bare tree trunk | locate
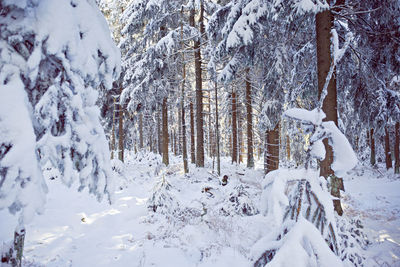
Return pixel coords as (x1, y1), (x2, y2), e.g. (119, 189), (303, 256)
(245, 71), (254, 168)
(170, 130), (174, 155)
(208, 90), (213, 158)
(266, 124), (279, 173)
(214, 81), (221, 176)
(157, 110), (162, 155)
(162, 97), (169, 166)
(139, 112), (143, 150)
(190, 4), (204, 167)
(385, 126), (392, 169)
(118, 87), (124, 162)
(149, 133), (153, 153)
(263, 131), (267, 173)
(232, 89), (238, 164)
(316, 5), (343, 216)
(190, 101), (196, 164)
(174, 129), (178, 156)
(110, 97), (116, 159)
(395, 122), (399, 174)
(178, 110), (182, 155)
(180, 10), (188, 173)
(238, 102), (244, 164)
(370, 128), (376, 166)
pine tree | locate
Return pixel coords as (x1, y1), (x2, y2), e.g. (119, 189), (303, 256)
(0, 0), (120, 264)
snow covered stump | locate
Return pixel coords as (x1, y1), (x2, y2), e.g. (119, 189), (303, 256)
(253, 108), (358, 266)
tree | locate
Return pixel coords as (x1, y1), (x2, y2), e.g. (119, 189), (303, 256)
(190, 2), (205, 168)
(245, 70), (254, 168)
(0, 0), (120, 265)
(315, 1), (343, 215)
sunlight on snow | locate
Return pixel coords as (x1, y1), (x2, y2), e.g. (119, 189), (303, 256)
(119, 196), (134, 201)
(378, 233), (400, 246)
(78, 209), (121, 224)
(135, 197), (147, 205)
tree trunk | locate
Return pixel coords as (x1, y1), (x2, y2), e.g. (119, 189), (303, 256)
(232, 89), (238, 164)
(245, 71), (254, 168)
(162, 97), (169, 166)
(118, 87), (124, 162)
(190, 101), (196, 164)
(149, 133), (153, 153)
(214, 81), (221, 176)
(238, 102), (244, 164)
(395, 122), (399, 174)
(110, 97), (116, 159)
(174, 129), (178, 156)
(385, 126), (392, 169)
(180, 10), (188, 173)
(2, 226), (25, 267)
(190, 4), (204, 167)
(266, 123), (279, 174)
(139, 112), (143, 150)
(370, 128), (376, 166)
(316, 6), (342, 216)
(286, 135), (291, 161)
(208, 90), (213, 158)
(157, 110), (162, 155)
(170, 130), (174, 155)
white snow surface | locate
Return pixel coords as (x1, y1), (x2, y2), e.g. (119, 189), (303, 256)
(1, 154), (399, 266)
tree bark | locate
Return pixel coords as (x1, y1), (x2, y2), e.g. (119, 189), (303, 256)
(190, 101), (195, 164)
(395, 122), (399, 174)
(157, 110), (162, 155)
(245, 71), (254, 168)
(180, 10), (189, 173)
(232, 89), (238, 164)
(266, 124), (279, 174)
(110, 97), (116, 159)
(214, 81), (221, 176)
(208, 91), (213, 158)
(316, 6), (343, 216)
(370, 128), (376, 166)
(385, 126), (392, 169)
(118, 86), (124, 162)
(162, 97), (169, 166)
(238, 102), (244, 164)
(190, 4), (204, 167)
(173, 129), (177, 156)
(139, 112), (143, 150)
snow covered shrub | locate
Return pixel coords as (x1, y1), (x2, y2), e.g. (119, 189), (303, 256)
(253, 108), (358, 266)
(147, 176), (180, 217)
(220, 184), (259, 216)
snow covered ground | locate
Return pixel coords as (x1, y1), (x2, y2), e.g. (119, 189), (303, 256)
(342, 165), (400, 266)
(1, 152), (399, 266)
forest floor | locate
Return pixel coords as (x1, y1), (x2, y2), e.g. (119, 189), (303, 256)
(1, 151), (399, 266)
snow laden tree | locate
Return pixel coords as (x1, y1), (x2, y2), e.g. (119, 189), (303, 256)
(253, 108), (359, 267)
(120, 0), (198, 168)
(0, 0), (120, 265)
(207, 0), (317, 173)
(335, 0), (400, 172)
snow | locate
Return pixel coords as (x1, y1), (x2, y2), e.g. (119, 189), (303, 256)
(343, 165), (400, 266)
(284, 108), (325, 125)
(1, 151), (397, 266)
